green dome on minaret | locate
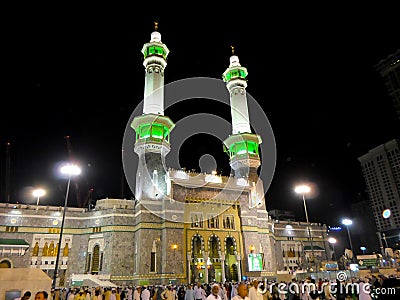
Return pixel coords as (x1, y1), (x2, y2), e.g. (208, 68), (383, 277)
(222, 46), (248, 82)
(141, 21), (169, 60)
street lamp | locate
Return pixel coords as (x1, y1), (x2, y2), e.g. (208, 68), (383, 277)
(295, 185), (314, 270)
(382, 233), (389, 248)
(52, 163), (81, 289)
(328, 237), (337, 260)
(360, 246), (366, 254)
(382, 209), (391, 219)
(32, 188), (46, 210)
(342, 218), (354, 261)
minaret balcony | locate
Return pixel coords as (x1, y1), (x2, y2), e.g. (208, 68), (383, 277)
(142, 42), (169, 60)
(223, 133), (262, 159)
(230, 155), (261, 170)
(223, 67), (248, 82)
(131, 114), (175, 155)
(131, 114), (174, 134)
(134, 138), (171, 156)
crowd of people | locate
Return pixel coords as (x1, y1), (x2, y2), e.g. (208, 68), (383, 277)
(15, 291), (49, 300)
(18, 275), (399, 300)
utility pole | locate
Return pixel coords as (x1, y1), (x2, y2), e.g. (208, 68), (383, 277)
(64, 136), (82, 207)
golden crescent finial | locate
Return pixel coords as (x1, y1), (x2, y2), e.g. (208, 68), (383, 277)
(231, 45), (235, 55)
(154, 21), (159, 31)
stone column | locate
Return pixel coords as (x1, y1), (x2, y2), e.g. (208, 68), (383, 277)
(236, 254), (242, 282)
(187, 252), (192, 284)
(203, 251), (209, 284)
(219, 251), (226, 283)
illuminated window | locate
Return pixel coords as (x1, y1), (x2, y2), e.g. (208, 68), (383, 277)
(223, 215), (235, 229)
(150, 252), (156, 272)
(229, 141), (259, 157)
(139, 124), (151, 139)
(191, 213), (203, 228)
(152, 124), (163, 139)
(144, 46), (166, 59)
(137, 123), (170, 142)
(207, 215), (219, 229)
(247, 141), (259, 155)
(92, 227), (101, 233)
(6, 226), (18, 232)
(223, 68), (248, 82)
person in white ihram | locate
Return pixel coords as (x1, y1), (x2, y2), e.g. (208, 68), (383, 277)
(141, 286), (151, 300)
(248, 280), (263, 300)
(134, 287), (141, 300)
(231, 283), (250, 300)
(206, 284), (222, 300)
(194, 283), (204, 300)
(161, 286), (174, 300)
(67, 290), (75, 300)
(110, 289), (117, 300)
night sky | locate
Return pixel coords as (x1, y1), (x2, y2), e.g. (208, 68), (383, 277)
(1, 8), (399, 228)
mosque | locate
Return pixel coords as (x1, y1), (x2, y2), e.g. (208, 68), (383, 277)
(0, 26), (330, 286)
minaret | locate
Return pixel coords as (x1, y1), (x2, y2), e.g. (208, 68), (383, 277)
(142, 21), (168, 115)
(223, 47), (262, 184)
(223, 49), (274, 276)
(131, 22), (174, 201)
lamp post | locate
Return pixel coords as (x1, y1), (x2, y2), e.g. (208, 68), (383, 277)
(295, 185), (315, 270)
(360, 246), (366, 254)
(52, 163), (81, 289)
(382, 233), (389, 248)
(32, 188), (46, 210)
(342, 218), (354, 261)
(328, 237), (337, 260)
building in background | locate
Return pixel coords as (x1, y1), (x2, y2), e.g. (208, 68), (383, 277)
(351, 196), (380, 254)
(376, 49), (400, 121)
(269, 209), (295, 221)
(358, 139), (400, 251)
(0, 199), (330, 285)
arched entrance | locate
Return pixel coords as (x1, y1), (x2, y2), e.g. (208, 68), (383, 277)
(225, 236), (238, 282)
(91, 244), (100, 274)
(0, 259), (12, 268)
(208, 235), (221, 282)
(191, 234), (205, 283)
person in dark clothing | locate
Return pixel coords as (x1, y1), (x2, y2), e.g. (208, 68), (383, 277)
(120, 289), (126, 300)
(271, 283), (279, 300)
(177, 287), (185, 300)
(335, 279), (346, 300)
(226, 284), (231, 300)
(288, 279), (300, 300)
(154, 287), (165, 300)
(308, 279), (319, 300)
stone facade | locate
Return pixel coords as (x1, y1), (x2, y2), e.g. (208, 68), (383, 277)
(0, 190), (330, 286)
(0, 184), (330, 286)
